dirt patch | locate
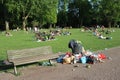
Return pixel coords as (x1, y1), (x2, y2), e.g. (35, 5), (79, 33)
(0, 47), (120, 80)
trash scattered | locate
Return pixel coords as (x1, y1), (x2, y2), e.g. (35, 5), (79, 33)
(56, 50), (107, 65)
(98, 53), (106, 59)
(107, 57), (112, 60)
(74, 65), (79, 67)
(57, 54), (65, 63)
(80, 56), (87, 64)
(42, 39), (111, 69)
(86, 65), (91, 68)
(39, 61), (52, 66)
(105, 48), (108, 50)
(72, 68), (75, 71)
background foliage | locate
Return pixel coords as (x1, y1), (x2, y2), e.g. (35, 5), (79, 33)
(0, 0), (120, 31)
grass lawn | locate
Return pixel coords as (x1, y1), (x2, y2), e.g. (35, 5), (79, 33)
(0, 28), (120, 61)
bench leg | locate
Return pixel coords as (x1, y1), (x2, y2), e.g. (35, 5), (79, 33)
(14, 65), (17, 75)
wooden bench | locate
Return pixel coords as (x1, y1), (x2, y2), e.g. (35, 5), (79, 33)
(7, 46), (62, 75)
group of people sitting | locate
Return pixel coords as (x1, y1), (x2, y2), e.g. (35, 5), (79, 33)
(49, 29), (71, 36)
(5, 31), (13, 37)
(35, 31), (55, 42)
(81, 25), (112, 40)
(35, 29), (71, 42)
(93, 28), (112, 40)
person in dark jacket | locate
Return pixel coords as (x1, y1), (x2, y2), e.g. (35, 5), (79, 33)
(68, 39), (83, 55)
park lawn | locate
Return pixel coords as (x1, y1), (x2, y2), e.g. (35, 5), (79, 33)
(0, 28), (120, 61)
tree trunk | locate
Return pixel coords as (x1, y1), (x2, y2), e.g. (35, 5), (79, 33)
(108, 22), (111, 28)
(49, 24), (52, 29)
(22, 14), (29, 30)
(53, 24), (56, 28)
(80, 19), (83, 27)
(113, 21), (117, 27)
(5, 21), (9, 32)
(22, 19), (26, 31)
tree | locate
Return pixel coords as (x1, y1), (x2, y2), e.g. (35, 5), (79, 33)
(16, 0), (40, 30)
(44, 0), (58, 28)
(68, 0), (92, 27)
(89, 0), (102, 25)
(0, 0), (10, 31)
(5, 0), (44, 30)
(99, 0), (120, 27)
(57, 0), (69, 27)
(4, 0), (59, 29)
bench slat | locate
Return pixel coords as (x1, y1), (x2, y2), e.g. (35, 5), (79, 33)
(12, 53), (63, 65)
(7, 46), (52, 62)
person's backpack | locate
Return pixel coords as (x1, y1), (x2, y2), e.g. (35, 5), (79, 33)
(74, 42), (82, 54)
(68, 39), (76, 49)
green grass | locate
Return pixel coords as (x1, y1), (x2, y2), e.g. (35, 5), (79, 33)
(0, 28), (120, 60)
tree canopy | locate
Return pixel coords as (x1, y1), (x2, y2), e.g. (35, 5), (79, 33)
(0, 0), (120, 31)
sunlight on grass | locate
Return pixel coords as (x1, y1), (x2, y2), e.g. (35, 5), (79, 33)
(0, 28), (120, 60)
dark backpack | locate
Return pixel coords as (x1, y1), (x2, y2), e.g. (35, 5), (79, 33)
(68, 39), (76, 49)
(73, 42), (82, 54)
(68, 39), (82, 54)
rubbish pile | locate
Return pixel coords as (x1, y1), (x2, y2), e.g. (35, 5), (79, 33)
(39, 39), (110, 67)
(56, 51), (106, 64)
(56, 39), (107, 64)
